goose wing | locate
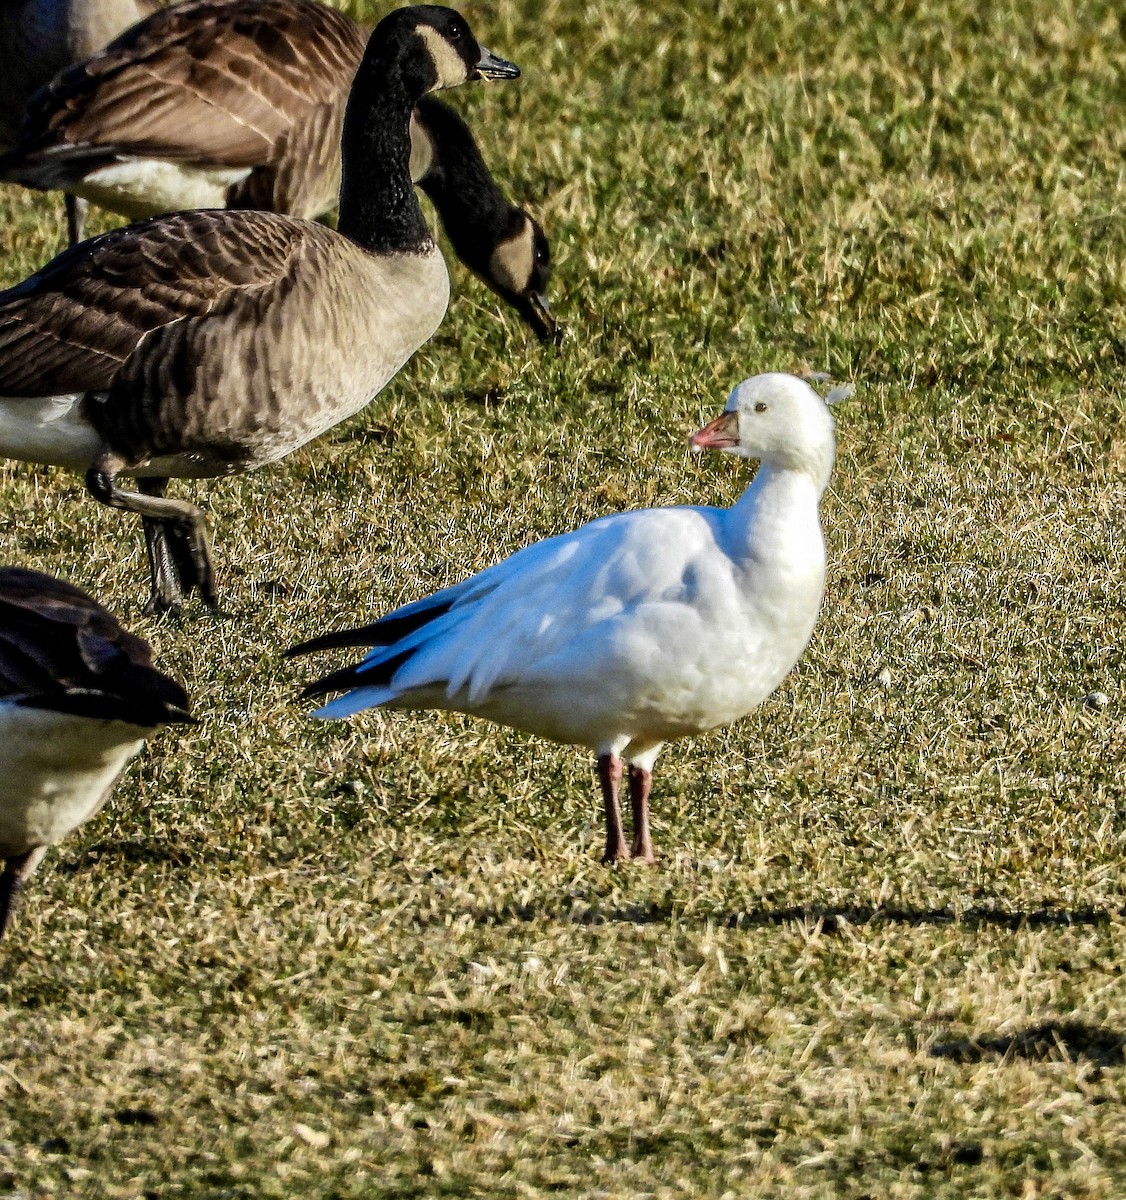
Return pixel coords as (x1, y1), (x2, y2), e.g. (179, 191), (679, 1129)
(0, 208), (306, 396)
(0, 567), (191, 724)
(295, 505), (739, 709)
(5, 0), (365, 182)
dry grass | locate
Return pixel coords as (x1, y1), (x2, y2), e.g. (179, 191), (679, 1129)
(1, 0), (1125, 1195)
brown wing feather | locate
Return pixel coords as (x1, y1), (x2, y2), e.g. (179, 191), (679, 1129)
(0, 567), (192, 724)
(12, 0), (365, 173)
(0, 208), (304, 397)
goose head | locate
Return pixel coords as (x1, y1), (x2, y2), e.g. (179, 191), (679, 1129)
(381, 6), (520, 95)
(482, 210), (558, 342)
(690, 373), (837, 490)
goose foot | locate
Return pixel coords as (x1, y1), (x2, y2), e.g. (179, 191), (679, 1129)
(140, 479), (187, 613)
(87, 463), (218, 611)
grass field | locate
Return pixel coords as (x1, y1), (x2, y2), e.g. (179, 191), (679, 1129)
(1, 0), (1125, 1195)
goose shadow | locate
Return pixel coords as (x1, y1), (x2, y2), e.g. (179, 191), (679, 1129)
(930, 1020), (1126, 1066)
(54, 840), (198, 874)
(453, 901), (1121, 932)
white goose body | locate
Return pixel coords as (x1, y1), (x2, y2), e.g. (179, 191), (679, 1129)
(317, 485), (824, 756)
(293, 373), (841, 864)
(0, 704), (145, 856)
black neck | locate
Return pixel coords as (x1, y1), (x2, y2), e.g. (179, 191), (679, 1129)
(413, 96), (509, 268)
(337, 46), (433, 254)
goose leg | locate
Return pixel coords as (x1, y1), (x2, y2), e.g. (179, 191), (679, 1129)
(628, 765), (656, 864)
(598, 754), (629, 864)
(86, 462), (217, 610)
(0, 847), (47, 941)
(138, 478), (196, 614)
(65, 195), (87, 246)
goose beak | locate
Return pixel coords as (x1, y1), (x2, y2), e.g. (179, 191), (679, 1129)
(689, 410), (739, 452)
(475, 48), (520, 80)
(518, 291), (561, 344)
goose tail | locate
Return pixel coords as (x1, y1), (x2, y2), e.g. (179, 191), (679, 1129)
(311, 686), (399, 720)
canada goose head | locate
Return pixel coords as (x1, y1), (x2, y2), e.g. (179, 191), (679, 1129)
(376, 6), (520, 96)
(484, 211), (558, 342)
(690, 373), (837, 488)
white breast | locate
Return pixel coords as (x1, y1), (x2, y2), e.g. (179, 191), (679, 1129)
(0, 702), (148, 858)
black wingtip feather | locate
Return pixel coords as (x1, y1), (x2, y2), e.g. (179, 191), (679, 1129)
(299, 647), (417, 702)
(286, 600), (453, 659)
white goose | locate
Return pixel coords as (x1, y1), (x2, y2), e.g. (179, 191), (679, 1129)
(0, 567), (192, 940)
(290, 373), (845, 864)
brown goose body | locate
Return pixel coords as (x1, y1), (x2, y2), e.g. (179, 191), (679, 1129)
(0, 566), (192, 940)
(0, 208), (448, 479)
(0, 6), (520, 611)
(11, 0), (364, 217)
(0, 0), (156, 148)
(0, 0), (556, 338)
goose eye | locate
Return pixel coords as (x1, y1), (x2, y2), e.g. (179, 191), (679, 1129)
(754, 402), (768, 413)
(448, 21), (465, 40)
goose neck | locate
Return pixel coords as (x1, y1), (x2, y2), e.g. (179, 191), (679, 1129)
(727, 461), (826, 564)
(24, 0), (136, 57)
(337, 54), (431, 255)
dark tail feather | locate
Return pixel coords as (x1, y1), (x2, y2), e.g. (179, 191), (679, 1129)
(0, 144), (123, 190)
(286, 600), (453, 659)
(299, 647), (416, 702)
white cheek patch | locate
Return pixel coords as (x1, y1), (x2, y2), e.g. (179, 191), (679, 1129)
(416, 26), (470, 90)
(489, 222), (535, 292)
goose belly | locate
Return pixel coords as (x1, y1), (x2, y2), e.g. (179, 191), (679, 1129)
(0, 393), (101, 471)
(442, 596), (824, 751)
(0, 704), (147, 858)
(75, 160), (253, 220)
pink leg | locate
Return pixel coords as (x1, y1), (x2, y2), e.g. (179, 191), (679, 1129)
(628, 765), (657, 864)
(598, 754), (629, 863)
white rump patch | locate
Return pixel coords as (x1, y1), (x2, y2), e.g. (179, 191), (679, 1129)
(0, 393), (101, 471)
(77, 159), (253, 220)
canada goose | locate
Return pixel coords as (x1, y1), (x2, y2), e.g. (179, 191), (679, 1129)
(0, 0), (556, 340)
(0, 566), (192, 940)
(290, 374), (845, 864)
(0, 5), (521, 613)
(0, 0), (157, 241)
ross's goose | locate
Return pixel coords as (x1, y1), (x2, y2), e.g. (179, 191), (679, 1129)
(0, 6), (520, 613)
(0, 567), (192, 940)
(290, 373), (842, 864)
